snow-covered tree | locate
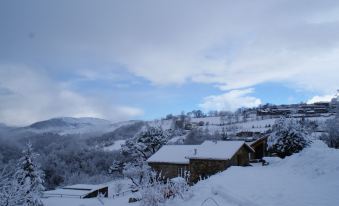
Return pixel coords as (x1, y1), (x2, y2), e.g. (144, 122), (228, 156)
(120, 126), (169, 188)
(0, 143), (45, 206)
(121, 126), (168, 161)
(0, 166), (26, 206)
(268, 117), (311, 158)
(15, 142), (45, 206)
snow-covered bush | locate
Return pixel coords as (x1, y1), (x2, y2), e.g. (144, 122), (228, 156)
(322, 102), (339, 148)
(322, 117), (339, 148)
(123, 161), (152, 189)
(140, 180), (166, 206)
(268, 117), (311, 158)
(168, 177), (192, 200)
(140, 173), (191, 206)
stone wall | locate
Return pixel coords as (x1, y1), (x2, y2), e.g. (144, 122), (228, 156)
(148, 162), (189, 179)
(189, 146), (251, 183)
(189, 159), (231, 183)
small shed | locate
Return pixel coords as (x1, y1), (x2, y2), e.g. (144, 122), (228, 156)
(43, 184), (108, 198)
(187, 141), (254, 183)
(147, 145), (196, 179)
(248, 136), (268, 160)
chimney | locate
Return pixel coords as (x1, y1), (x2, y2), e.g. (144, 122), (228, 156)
(194, 148), (197, 155)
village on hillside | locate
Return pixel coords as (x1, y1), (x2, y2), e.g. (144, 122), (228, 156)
(1, 91), (339, 206)
(9, 94), (334, 206)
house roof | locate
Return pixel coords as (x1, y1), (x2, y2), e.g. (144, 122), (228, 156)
(247, 136), (268, 147)
(187, 140), (254, 161)
(147, 145), (197, 164)
(43, 184), (107, 198)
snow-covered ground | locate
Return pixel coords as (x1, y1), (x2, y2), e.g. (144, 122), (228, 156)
(43, 140), (339, 206)
(169, 140), (339, 206)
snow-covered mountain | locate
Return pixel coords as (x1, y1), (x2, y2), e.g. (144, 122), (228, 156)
(29, 117), (112, 129)
(0, 117), (143, 141)
(26, 117), (118, 135)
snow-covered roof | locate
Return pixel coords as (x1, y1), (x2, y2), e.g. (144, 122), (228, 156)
(147, 145), (197, 164)
(147, 141), (255, 164)
(43, 184), (107, 198)
(187, 141), (254, 160)
(62, 184), (104, 190)
(247, 136), (268, 147)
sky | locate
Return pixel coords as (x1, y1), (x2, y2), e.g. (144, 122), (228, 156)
(1, 0), (339, 126)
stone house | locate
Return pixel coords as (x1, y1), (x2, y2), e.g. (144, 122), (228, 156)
(187, 141), (254, 183)
(147, 145), (197, 179)
(147, 141), (254, 183)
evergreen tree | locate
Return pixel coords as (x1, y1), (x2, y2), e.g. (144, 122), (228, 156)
(15, 142), (45, 206)
(268, 117), (311, 158)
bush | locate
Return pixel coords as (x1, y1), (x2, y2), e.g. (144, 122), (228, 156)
(268, 117), (311, 158)
(322, 118), (339, 148)
(140, 174), (191, 206)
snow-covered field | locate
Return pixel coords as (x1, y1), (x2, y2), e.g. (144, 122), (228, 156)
(42, 140), (339, 206)
(188, 115), (332, 134)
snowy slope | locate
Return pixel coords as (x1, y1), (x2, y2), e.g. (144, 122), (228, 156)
(189, 115), (332, 135)
(169, 140), (339, 206)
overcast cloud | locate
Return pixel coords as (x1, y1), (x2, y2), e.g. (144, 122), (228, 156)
(0, 0), (339, 125)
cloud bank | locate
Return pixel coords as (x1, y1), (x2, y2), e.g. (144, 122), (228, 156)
(1, 0), (339, 124)
(199, 88), (262, 111)
(0, 65), (143, 126)
(1, 0), (339, 93)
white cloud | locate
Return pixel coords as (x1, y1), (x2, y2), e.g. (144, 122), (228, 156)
(1, 0), (339, 121)
(199, 88), (262, 111)
(0, 65), (143, 126)
(307, 94), (335, 104)
(2, 0), (339, 94)
(116, 106), (144, 117)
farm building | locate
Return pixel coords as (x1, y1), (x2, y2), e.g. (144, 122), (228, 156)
(248, 136), (268, 160)
(43, 184), (108, 199)
(187, 141), (254, 183)
(147, 140), (255, 183)
(147, 145), (196, 179)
